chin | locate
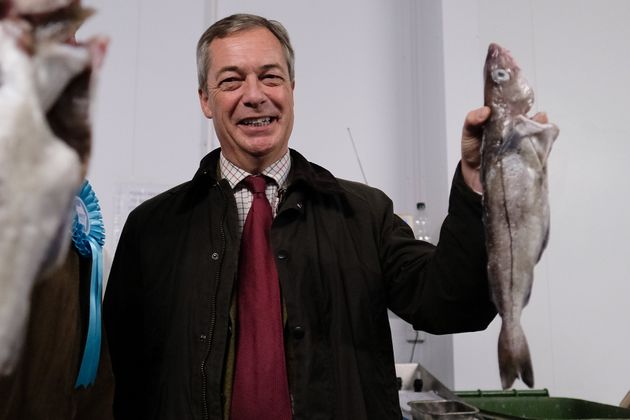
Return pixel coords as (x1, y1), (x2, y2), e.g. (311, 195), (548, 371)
(244, 138), (283, 155)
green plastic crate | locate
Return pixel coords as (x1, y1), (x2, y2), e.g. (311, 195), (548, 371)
(456, 389), (630, 420)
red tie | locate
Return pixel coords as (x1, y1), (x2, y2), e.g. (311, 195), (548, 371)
(230, 175), (292, 420)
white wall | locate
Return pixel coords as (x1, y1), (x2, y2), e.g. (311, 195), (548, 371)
(79, 0), (630, 407)
(80, 0), (209, 254)
(443, 0), (630, 406)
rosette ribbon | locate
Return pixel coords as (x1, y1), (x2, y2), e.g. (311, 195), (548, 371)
(72, 180), (105, 388)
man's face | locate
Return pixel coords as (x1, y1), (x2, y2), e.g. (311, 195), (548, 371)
(199, 27), (295, 172)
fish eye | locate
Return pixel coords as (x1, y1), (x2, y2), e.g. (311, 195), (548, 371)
(492, 68), (510, 83)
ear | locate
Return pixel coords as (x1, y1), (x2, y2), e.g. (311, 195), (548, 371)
(198, 88), (213, 119)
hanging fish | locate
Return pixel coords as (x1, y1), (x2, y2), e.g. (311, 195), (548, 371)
(0, 0), (107, 375)
(481, 43), (559, 389)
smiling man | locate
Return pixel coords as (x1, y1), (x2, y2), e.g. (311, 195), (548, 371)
(104, 14), (498, 420)
(198, 26), (294, 174)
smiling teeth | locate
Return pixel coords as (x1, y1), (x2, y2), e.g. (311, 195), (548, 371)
(242, 117), (272, 126)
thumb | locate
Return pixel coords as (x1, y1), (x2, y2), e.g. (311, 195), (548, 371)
(463, 106), (491, 140)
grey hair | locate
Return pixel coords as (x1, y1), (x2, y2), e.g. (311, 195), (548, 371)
(196, 13), (295, 93)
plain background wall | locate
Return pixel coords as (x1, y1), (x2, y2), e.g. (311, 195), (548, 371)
(79, 1), (209, 251)
(80, 0), (630, 406)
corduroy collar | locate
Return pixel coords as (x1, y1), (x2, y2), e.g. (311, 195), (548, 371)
(192, 148), (345, 196)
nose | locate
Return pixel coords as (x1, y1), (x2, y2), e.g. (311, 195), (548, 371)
(242, 75), (266, 109)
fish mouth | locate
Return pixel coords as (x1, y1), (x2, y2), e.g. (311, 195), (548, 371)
(45, 38), (107, 166)
(488, 42), (501, 55)
(487, 43), (519, 71)
(238, 116), (278, 127)
(0, 2), (9, 19)
(46, 66), (92, 163)
(2, 0), (101, 165)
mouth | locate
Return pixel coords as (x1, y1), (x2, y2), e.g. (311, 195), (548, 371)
(238, 116), (278, 127)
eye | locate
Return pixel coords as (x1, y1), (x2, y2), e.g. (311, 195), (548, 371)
(260, 74), (284, 86)
(491, 68), (510, 83)
(218, 77), (243, 91)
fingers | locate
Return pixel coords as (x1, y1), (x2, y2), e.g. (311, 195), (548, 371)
(531, 111), (549, 124)
(462, 106), (490, 143)
(461, 106), (490, 166)
(463, 108), (549, 127)
(470, 106), (492, 124)
(463, 106), (491, 135)
(460, 106), (490, 194)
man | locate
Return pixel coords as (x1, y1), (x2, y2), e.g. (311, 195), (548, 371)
(105, 13), (524, 420)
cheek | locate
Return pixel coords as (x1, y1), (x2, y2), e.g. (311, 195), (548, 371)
(271, 85), (294, 107)
(284, 96), (295, 122)
(284, 87), (295, 105)
(223, 98), (245, 119)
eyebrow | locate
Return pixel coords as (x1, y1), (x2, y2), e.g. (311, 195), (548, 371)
(215, 63), (286, 76)
(260, 64), (284, 73)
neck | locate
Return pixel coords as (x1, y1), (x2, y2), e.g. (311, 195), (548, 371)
(224, 149), (288, 175)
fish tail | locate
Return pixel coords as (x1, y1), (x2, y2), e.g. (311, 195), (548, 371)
(498, 321), (534, 389)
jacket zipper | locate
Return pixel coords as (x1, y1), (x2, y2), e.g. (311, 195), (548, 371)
(201, 183), (228, 420)
(200, 183), (290, 418)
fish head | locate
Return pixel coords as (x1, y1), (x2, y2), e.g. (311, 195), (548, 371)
(1, 0), (77, 19)
(484, 43), (534, 118)
(43, 35), (108, 178)
(19, 0), (105, 177)
(12, 0), (74, 15)
(0, 0), (106, 179)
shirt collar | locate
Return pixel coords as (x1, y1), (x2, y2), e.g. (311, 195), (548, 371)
(219, 151), (291, 189)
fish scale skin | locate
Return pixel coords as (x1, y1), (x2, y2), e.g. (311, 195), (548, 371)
(0, 2), (105, 375)
(0, 19), (82, 374)
(481, 43), (558, 389)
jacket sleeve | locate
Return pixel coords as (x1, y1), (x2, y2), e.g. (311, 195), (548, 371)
(384, 162), (497, 334)
(103, 209), (144, 420)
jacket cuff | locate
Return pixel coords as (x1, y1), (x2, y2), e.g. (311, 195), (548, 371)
(450, 161), (483, 218)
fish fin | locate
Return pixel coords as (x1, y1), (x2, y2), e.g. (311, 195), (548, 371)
(513, 116), (559, 167)
(498, 321), (534, 389)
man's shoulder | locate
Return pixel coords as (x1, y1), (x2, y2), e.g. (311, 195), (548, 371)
(290, 149), (390, 203)
(335, 177), (391, 205)
(127, 180), (196, 220)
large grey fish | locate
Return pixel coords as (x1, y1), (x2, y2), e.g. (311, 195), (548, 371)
(481, 43), (559, 389)
(0, 0), (107, 374)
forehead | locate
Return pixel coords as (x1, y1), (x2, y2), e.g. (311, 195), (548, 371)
(207, 27), (287, 74)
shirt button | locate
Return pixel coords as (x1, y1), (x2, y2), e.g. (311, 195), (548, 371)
(211, 252), (219, 261)
(277, 250), (288, 260)
(199, 334), (207, 342)
(292, 326), (305, 339)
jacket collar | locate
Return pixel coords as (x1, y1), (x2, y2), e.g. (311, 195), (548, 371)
(192, 148), (345, 196)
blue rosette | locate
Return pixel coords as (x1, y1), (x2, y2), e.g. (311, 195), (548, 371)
(72, 180), (105, 388)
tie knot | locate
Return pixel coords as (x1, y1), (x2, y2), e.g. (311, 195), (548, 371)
(243, 175), (267, 195)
